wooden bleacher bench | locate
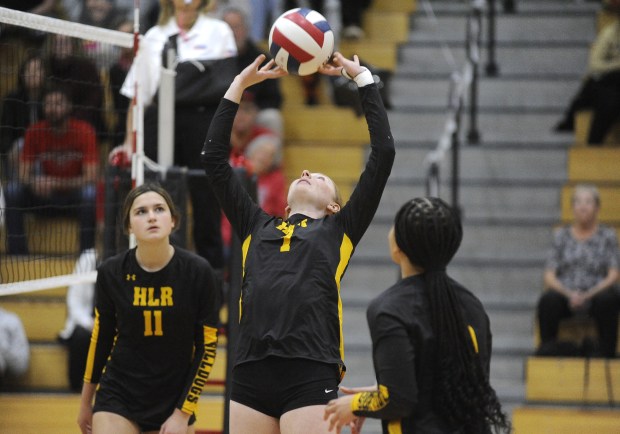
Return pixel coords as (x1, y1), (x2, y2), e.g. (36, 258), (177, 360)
(568, 147), (620, 182)
(0, 393), (225, 434)
(525, 357), (620, 404)
(363, 11), (410, 43)
(513, 406), (620, 434)
(283, 106), (370, 143)
(0, 256), (75, 283)
(4, 342), (227, 393)
(574, 110), (620, 146)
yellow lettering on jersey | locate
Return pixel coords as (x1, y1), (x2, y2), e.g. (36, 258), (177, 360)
(276, 221), (295, 252)
(143, 310), (153, 336)
(133, 287), (147, 306)
(143, 310), (163, 336)
(160, 286), (173, 306)
(298, 219), (307, 227)
(147, 287), (160, 306)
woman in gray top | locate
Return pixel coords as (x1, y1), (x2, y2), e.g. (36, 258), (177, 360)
(537, 184), (620, 358)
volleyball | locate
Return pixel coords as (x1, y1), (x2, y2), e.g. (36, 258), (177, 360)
(268, 8), (335, 76)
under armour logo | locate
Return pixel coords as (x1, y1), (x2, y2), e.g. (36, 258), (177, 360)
(126, 274), (136, 281)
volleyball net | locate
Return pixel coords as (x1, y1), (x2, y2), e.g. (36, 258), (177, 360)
(0, 8), (140, 295)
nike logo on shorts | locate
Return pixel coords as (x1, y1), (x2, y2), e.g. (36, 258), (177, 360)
(325, 388), (333, 393)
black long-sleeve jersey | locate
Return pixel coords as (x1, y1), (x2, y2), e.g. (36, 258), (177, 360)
(84, 247), (220, 417)
(202, 83), (394, 375)
(352, 275), (493, 433)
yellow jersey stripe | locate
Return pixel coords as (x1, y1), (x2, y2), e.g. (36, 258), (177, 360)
(335, 234), (354, 369)
(83, 308), (100, 383)
(468, 325), (479, 354)
(239, 235), (252, 321)
(387, 419), (403, 434)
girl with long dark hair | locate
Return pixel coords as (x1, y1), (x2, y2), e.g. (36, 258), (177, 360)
(324, 197), (511, 434)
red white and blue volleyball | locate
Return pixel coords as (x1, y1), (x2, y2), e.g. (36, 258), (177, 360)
(268, 8), (335, 76)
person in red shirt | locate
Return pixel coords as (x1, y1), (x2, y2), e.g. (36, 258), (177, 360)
(4, 87), (98, 255)
(221, 91), (286, 252)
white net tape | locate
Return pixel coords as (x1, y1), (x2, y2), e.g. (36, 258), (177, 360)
(0, 7), (134, 48)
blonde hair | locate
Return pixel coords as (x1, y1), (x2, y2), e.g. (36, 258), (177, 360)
(158, 0), (212, 26)
(572, 183), (601, 208)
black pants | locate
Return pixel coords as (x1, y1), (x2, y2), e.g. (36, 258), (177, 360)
(537, 288), (620, 357)
(64, 325), (92, 392)
(560, 72), (620, 145)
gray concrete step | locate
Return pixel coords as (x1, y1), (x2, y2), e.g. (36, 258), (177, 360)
(410, 13), (597, 44)
(387, 146), (568, 182)
(392, 77), (582, 111)
(387, 111), (570, 144)
(423, 0), (599, 15)
(374, 182), (563, 221)
(356, 221), (551, 263)
(342, 260), (544, 307)
(397, 44), (590, 77)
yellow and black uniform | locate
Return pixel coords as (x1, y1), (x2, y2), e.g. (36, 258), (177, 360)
(84, 247), (220, 431)
(352, 275), (492, 433)
(202, 81), (394, 401)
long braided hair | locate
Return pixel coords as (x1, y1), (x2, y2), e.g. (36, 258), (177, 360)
(393, 197), (510, 433)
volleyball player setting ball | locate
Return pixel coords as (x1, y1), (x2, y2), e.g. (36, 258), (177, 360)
(201, 12), (395, 432)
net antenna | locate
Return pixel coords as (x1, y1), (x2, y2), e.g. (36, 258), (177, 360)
(0, 7), (140, 296)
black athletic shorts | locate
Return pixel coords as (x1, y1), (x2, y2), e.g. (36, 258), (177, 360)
(230, 356), (340, 418)
(93, 386), (196, 431)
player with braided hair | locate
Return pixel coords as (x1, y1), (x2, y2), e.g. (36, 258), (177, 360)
(324, 197), (511, 434)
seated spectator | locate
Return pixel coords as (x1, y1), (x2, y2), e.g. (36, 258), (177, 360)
(245, 135), (287, 217)
(44, 33), (106, 140)
(78, 0), (129, 70)
(0, 53), (47, 179)
(536, 184), (620, 358)
(221, 6), (284, 134)
(58, 248), (96, 392)
(340, 0), (372, 41)
(0, 305), (30, 389)
(4, 87), (98, 255)
(554, 0), (620, 145)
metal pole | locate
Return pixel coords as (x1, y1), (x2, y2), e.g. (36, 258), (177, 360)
(467, 7), (481, 145)
(452, 98), (463, 219)
(486, 0), (500, 76)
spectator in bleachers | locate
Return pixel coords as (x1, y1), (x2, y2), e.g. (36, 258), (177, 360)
(77, 0), (128, 29)
(536, 184), (620, 358)
(0, 52), (47, 180)
(44, 33), (106, 140)
(554, 0), (620, 145)
(112, 0), (237, 273)
(221, 6), (284, 134)
(3, 87), (98, 255)
(58, 248), (96, 393)
(77, 0), (130, 70)
(0, 305), (29, 389)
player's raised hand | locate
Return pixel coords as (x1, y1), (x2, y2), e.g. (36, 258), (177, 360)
(318, 52), (366, 80)
(225, 55), (287, 103)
